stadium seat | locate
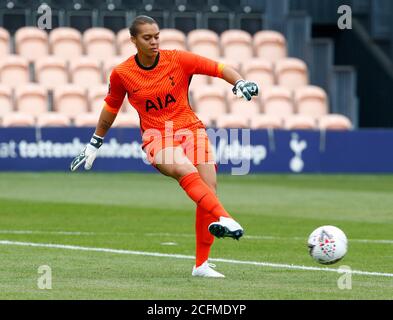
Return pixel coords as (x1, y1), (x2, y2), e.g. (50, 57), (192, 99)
(0, 27), (10, 57)
(36, 112), (71, 127)
(253, 30), (287, 62)
(242, 59), (275, 90)
(216, 114), (249, 128)
(294, 85), (328, 119)
(283, 114), (317, 130)
(220, 30), (253, 61)
(0, 55), (30, 87)
(49, 28), (83, 60)
(117, 28), (138, 57)
(187, 29), (220, 59)
(69, 57), (103, 87)
(189, 75), (210, 93)
(195, 112), (214, 127)
(88, 85), (109, 114)
(74, 113), (99, 127)
(54, 85), (88, 117)
(1, 113), (35, 127)
(275, 58), (308, 90)
(112, 113), (140, 128)
(15, 27), (49, 62)
(84, 27), (116, 60)
(0, 85), (13, 116)
(35, 56), (69, 89)
(192, 86), (227, 122)
(210, 59), (241, 89)
(15, 84), (48, 116)
(262, 86), (294, 116)
(318, 114), (352, 130)
(250, 114), (283, 129)
(159, 29), (187, 50)
(103, 56), (128, 82)
(227, 92), (261, 117)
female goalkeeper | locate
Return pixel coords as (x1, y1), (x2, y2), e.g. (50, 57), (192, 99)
(70, 15), (259, 278)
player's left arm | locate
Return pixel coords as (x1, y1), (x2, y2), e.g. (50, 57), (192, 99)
(178, 50), (258, 101)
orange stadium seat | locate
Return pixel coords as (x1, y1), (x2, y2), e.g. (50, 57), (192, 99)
(294, 85), (328, 119)
(15, 27), (49, 62)
(250, 114), (283, 129)
(0, 85), (13, 116)
(49, 28), (83, 60)
(283, 114), (317, 130)
(69, 57), (103, 87)
(88, 85), (109, 114)
(0, 55), (30, 86)
(15, 84), (48, 116)
(112, 113), (140, 127)
(210, 59), (241, 89)
(220, 30), (253, 61)
(1, 113), (35, 127)
(275, 58), (308, 90)
(54, 85), (88, 117)
(187, 29), (220, 59)
(36, 112), (71, 127)
(262, 86), (294, 116)
(318, 114), (352, 130)
(74, 113), (99, 127)
(192, 86), (227, 122)
(242, 59), (275, 90)
(0, 27), (10, 57)
(227, 91), (261, 118)
(116, 28), (137, 57)
(253, 30), (287, 62)
(216, 114), (249, 128)
(35, 56), (69, 89)
(159, 29), (187, 50)
(84, 28), (116, 60)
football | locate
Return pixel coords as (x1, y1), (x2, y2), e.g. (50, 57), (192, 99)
(307, 226), (348, 265)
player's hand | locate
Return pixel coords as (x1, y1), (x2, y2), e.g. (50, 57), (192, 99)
(232, 80), (259, 101)
(70, 134), (103, 171)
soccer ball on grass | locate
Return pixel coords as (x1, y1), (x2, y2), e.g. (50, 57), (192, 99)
(307, 225), (348, 265)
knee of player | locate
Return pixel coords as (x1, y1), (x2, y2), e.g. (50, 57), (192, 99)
(174, 165), (197, 180)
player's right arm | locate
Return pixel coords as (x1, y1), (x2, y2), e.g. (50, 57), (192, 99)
(70, 69), (126, 172)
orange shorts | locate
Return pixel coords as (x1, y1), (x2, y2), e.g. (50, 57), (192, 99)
(142, 128), (215, 167)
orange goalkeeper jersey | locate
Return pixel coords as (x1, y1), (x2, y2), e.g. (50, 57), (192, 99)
(104, 50), (224, 138)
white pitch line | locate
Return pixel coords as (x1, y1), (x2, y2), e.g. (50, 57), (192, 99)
(1, 230), (393, 245)
(0, 240), (393, 278)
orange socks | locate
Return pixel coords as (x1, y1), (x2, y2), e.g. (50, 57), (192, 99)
(195, 206), (216, 267)
(179, 172), (232, 267)
(178, 172), (231, 220)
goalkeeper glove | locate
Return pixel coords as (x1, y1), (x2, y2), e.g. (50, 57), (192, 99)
(232, 79), (259, 101)
(70, 134), (103, 171)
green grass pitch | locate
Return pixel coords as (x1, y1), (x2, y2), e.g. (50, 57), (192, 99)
(0, 172), (392, 299)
